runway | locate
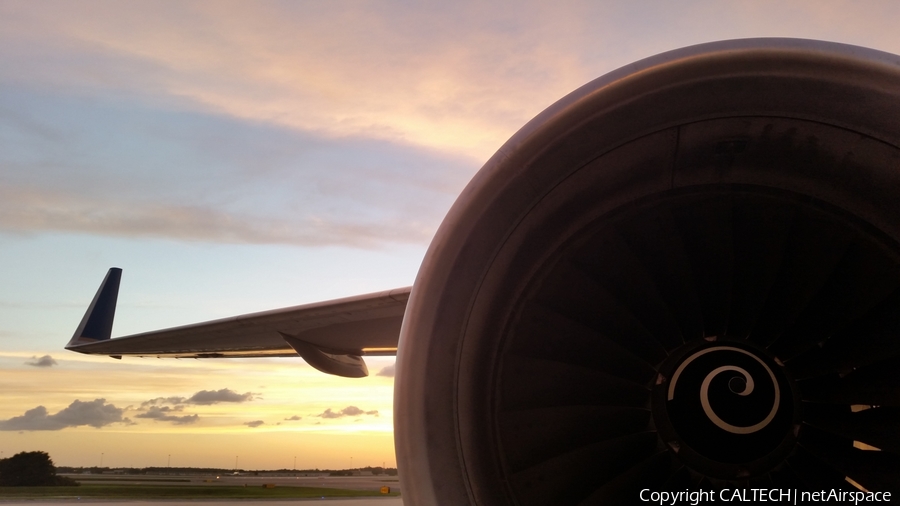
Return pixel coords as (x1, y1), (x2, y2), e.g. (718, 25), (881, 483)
(60, 475), (401, 493)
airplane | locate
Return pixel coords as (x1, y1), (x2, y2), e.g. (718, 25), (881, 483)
(66, 39), (900, 504)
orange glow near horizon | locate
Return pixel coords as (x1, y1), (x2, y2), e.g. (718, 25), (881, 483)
(0, 352), (396, 469)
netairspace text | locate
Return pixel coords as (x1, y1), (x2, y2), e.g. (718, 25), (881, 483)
(640, 488), (892, 505)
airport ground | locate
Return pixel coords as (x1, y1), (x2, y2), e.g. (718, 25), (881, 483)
(0, 500), (402, 505)
(0, 473), (403, 504)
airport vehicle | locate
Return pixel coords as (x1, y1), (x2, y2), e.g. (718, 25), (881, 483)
(67, 39), (900, 504)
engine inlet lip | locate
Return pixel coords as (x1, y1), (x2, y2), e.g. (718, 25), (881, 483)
(651, 337), (802, 479)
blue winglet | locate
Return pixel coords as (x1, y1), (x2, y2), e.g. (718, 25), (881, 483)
(66, 268), (122, 348)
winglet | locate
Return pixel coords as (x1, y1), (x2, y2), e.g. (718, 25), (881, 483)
(67, 268), (122, 349)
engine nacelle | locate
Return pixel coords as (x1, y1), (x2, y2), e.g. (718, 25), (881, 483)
(396, 39), (900, 504)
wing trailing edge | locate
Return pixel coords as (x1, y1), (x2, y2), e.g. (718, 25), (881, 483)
(66, 268), (409, 378)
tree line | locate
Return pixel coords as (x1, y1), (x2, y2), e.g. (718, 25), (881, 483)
(0, 451), (77, 486)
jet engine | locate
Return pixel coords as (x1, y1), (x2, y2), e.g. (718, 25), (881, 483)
(395, 39), (900, 504)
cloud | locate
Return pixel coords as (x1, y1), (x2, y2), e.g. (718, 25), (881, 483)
(0, 184), (442, 247)
(315, 406), (378, 419)
(376, 363), (395, 377)
(25, 355), (57, 367)
(0, 2), (548, 161)
(340, 406), (365, 416)
(141, 396), (187, 407)
(0, 92), (470, 248)
(244, 420), (264, 428)
(0, 399), (126, 431)
(6, 2), (900, 252)
(284, 415), (301, 421)
(136, 389), (254, 421)
(187, 388), (254, 405)
(134, 406), (198, 425)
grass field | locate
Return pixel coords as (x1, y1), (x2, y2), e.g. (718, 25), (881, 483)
(0, 484), (399, 499)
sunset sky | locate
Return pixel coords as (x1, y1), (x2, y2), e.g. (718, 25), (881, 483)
(3, 0), (900, 470)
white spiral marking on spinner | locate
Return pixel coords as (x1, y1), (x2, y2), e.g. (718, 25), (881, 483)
(668, 346), (780, 435)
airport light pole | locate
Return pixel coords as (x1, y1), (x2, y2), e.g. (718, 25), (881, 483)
(100, 453), (104, 467)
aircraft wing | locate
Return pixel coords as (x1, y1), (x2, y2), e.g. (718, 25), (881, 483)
(65, 268), (410, 378)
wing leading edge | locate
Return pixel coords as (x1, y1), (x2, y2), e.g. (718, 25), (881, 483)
(66, 268), (410, 378)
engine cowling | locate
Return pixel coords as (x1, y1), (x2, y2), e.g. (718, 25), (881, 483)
(395, 39), (900, 505)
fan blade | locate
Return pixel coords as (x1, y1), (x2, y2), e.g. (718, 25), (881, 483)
(799, 358), (900, 406)
(785, 289), (900, 380)
(578, 451), (672, 505)
(727, 196), (794, 339)
(498, 405), (651, 473)
(536, 269), (669, 367)
(572, 229), (684, 353)
(671, 195), (734, 338)
(510, 302), (658, 385)
(749, 210), (852, 349)
(770, 242), (900, 362)
(805, 403), (900, 454)
(768, 463), (804, 488)
(499, 356), (650, 411)
(799, 424), (900, 493)
(507, 432), (659, 506)
(661, 465), (692, 489)
(617, 209), (705, 343)
(787, 445), (851, 489)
